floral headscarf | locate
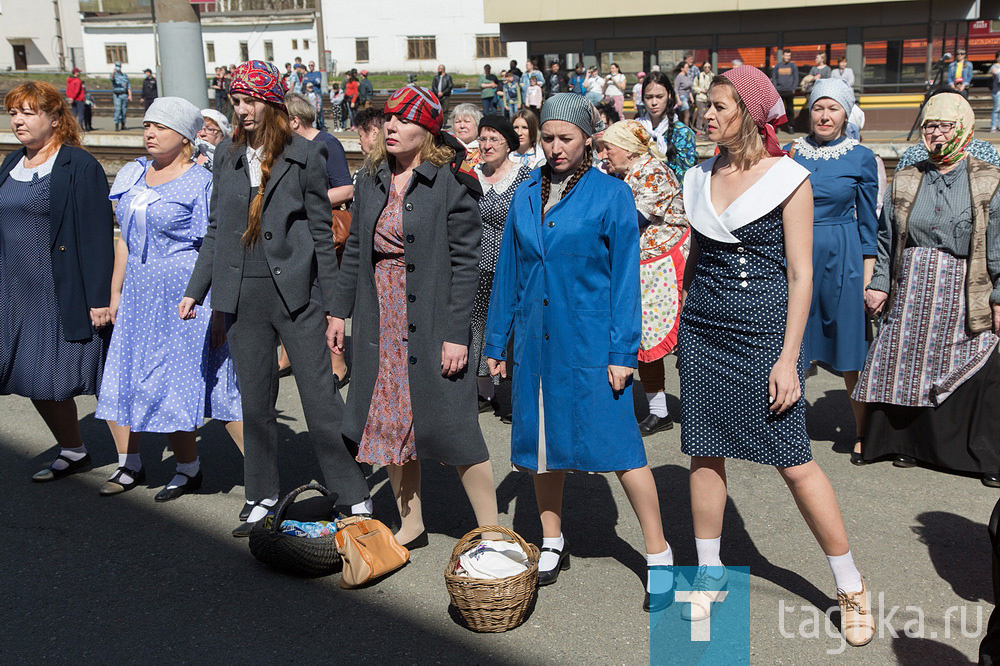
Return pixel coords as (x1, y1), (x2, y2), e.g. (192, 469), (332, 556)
(920, 93), (975, 167)
(602, 120), (666, 161)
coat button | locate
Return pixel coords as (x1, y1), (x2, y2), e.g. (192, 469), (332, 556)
(59, 245), (66, 251)
(740, 280), (748, 287)
(264, 231), (273, 240)
(500, 350), (506, 358)
(406, 234), (415, 243)
(273, 267), (282, 275)
(736, 246), (745, 253)
(544, 333), (550, 340)
(408, 323), (416, 333)
(543, 299), (548, 306)
(407, 294), (416, 303)
(405, 202), (413, 211)
(739, 257), (747, 264)
(409, 355), (417, 365)
(407, 263), (415, 272)
(548, 221), (555, 228)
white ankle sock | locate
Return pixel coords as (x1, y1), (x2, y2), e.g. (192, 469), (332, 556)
(539, 534), (565, 572)
(827, 550), (863, 593)
(350, 497), (373, 515)
(646, 392), (669, 418)
(477, 377), (496, 400)
(167, 457), (201, 490)
(646, 546), (674, 593)
(247, 495), (278, 523)
(113, 453), (142, 485)
(695, 537), (723, 567)
(51, 446), (87, 471)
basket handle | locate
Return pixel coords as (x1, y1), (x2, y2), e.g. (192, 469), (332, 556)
(450, 525), (533, 560)
(268, 482), (332, 534)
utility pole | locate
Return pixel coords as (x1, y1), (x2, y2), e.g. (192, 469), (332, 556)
(315, 0), (326, 92)
(153, 0), (210, 107)
(53, 0), (66, 71)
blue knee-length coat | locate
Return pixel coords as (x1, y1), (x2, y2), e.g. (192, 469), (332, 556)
(483, 167), (646, 472)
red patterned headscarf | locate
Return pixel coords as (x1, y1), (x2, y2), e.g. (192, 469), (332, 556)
(384, 84), (444, 135)
(230, 60), (286, 110)
(720, 65), (787, 157)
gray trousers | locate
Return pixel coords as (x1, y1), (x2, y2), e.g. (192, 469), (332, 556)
(226, 275), (369, 506)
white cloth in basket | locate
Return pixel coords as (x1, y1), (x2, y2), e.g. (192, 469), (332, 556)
(456, 540), (529, 579)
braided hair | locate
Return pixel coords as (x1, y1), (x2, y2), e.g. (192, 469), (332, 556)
(641, 71), (678, 165)
(540, 145), (593, 221)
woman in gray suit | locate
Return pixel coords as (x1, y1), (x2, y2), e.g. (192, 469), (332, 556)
(327, 85), (498, 549)
(179, 61), (372, 537)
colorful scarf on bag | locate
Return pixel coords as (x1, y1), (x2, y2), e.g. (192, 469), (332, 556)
(720, 65), (787, 157)
(602, 120), (667, 162)
(920, 93), (976, 168)
(229, 60), (286, 110)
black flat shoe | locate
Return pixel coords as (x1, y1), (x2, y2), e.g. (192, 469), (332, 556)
(478, 396), (494, 413)
(154, 470), (203, 502)
(537, 544), (570, 586)
(893, 455), (917, 468)
(335, 369), (351, 389)
(278, 365), (293, 378)
(397, 530), (428, 550)
(500, 413), (512, 424)
(232, 507), (274, 538)
(983, 474), (1000, 488)
(32, 453), (92, 482)
(850, 452), (867, 466)
(639, 414), (674, 436)
(643, 565), (675, 613)
(239, 500), (256, 522)
(99, 466), (146, 496)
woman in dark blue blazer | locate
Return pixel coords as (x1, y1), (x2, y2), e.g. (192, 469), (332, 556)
(1, 82), (114, 482)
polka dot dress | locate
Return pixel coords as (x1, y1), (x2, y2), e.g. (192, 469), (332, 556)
(95, 160), (241, 433)
(678, 206), (811, 466)
(0, 158), (109, 400)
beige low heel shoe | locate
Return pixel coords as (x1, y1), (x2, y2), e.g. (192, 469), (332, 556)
(838, 577), (875, 647)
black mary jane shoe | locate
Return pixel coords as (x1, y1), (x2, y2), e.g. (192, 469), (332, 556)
(99, 466), (146, 496)
(278, 365), (293, 378)
(335, 368), (351, 390)
(31, 453), (92, 482)
(983, 474), (1000, 489)
(239, 500), (257, 522)
(397, 530), (429, 551)
(154, 470), (203, 503)
(232, 507), (275, 538)
(643, 565), (675, 613)
(639, 414), (674, 437)
(537, 544), (571, 586)
(893, 455), (917, 468)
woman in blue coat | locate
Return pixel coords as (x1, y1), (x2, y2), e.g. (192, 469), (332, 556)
(484, 94), (672, 611)
(786, 79), (878, 465)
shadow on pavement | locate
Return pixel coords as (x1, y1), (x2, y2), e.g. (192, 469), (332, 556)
(892, 636), (976, 665)
(912, 511), (993, 603)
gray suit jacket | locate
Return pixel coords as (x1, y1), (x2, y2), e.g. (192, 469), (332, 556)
(185, 134), (337, 314)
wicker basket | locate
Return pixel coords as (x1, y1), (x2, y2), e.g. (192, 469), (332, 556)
(444, 525), (540, 633)
(248, 483), (341, 577)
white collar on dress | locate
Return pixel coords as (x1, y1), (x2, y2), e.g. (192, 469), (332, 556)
(10, 153), (56, 182)
(791, 136), (859, 160)
(683, 155), (810, 244)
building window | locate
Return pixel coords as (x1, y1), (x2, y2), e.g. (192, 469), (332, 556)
(105, 43), (128, 64)
(264, 40), (273, 61)
(240, 41), (249, 62)
(407, 36), (436, 60)
(292, 39), (298, 50)
(476, 35), (505, 59)
(206, 41), (215, 62)
(356, 38), (369, 62)
(303, 39), (309, 50)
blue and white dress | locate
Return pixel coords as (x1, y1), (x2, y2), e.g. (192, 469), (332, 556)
(679, 156), (813, 466)
(787, 136), (878, 372)
(96, 159), (241, 432)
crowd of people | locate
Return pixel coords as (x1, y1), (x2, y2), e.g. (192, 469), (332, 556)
(5, 50), (1000, 658)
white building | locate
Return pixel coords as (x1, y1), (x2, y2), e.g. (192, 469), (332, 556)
(1, 0), (85, 71)
(324, 0), (526, 75)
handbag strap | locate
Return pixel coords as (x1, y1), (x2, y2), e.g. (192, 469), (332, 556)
(269, 483), (332, 534)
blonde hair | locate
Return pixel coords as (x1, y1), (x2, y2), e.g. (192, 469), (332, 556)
(364, 127), (455, 175)
(283, 92), (316, 125)
(710, 77), (767, 171)
(181, 141), (195, 160)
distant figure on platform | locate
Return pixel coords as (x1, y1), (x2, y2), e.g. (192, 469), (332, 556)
(771, 49), (799, 133)
(66, 67), (86, 129)
(948, 49), (974, 99)
(432, 64), (454, 120)
(141, 69), (158, 111)
(830, 58), (855, 88)
(110, 62), (132, 131)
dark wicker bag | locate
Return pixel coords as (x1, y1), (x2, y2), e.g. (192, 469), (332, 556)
(248, 483), (341, 576)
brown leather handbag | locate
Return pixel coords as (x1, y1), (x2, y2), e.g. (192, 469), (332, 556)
(335, 516), (410, 588)
(332, 208), (351, 259)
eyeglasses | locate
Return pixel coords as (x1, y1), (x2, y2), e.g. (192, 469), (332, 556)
(922, 122), (956, 134)
(200, 126), (222, 135)
(477, 136), (506, 145)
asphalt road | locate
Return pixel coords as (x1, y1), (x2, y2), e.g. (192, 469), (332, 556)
(1, 363), (995, 665)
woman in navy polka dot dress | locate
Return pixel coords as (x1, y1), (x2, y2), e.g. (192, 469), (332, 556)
(677, 67), (873, 647)
(96, 98), (243, 502)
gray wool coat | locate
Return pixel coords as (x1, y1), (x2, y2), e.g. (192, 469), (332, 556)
(330, 159), (489, 465)
(185, 134), (339, 313)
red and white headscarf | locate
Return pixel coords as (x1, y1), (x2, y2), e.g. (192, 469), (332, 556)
(721, 65), (787, 157)
(384, 84), (444, 135)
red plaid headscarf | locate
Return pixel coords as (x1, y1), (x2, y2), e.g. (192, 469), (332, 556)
(384, 84), (443, 135)
(230, 60), (286, 110)
(721, 65), (787, 157)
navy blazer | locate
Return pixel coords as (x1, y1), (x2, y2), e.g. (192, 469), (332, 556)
(0, 145), (114, 341)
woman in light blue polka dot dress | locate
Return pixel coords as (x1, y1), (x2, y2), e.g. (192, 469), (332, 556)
(96, 98), (243, 502)
(676, 68), (872, 646)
